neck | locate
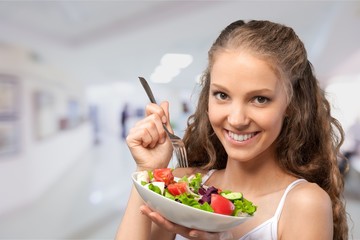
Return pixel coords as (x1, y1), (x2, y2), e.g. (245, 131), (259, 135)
(220, 156), (290, 197)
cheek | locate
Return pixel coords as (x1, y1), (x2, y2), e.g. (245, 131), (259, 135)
(207, 104), (224, 131)
(270, 118), (284, 133)
(262, 110), (286, 135)
(208, 108), (218, 127)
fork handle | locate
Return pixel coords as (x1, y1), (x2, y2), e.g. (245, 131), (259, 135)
(139, 76), (172, 134)
(139, 77), (157, 104)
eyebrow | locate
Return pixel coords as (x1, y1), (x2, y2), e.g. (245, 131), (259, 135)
(210, 83), (274, 95)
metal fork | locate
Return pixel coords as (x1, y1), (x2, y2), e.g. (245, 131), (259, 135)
(138, 77), (189, 168)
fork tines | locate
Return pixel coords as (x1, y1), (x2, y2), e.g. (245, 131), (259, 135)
(172, 141), (188, 168)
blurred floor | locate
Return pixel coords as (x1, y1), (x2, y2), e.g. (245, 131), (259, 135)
(0, 133), (135, 240)
(0, 133), (359, 239)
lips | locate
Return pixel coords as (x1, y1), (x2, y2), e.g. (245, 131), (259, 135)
(228, 131), (257, 142)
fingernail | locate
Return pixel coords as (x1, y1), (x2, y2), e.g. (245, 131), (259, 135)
(189, 232), (198, 238)
(162, 116), (167, 123)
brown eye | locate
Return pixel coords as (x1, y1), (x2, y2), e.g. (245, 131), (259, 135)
(214, 92), (228, 100)
(254, 96), (269, 104)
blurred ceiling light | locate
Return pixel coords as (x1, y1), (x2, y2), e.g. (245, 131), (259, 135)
(151, 65), (180, 83)
(151, 53), (193, 83)
(160, 53), (193, 68)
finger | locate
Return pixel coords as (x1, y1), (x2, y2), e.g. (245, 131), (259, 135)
(148, 211), (178, 231)
(140, 206), (195, 238)
(126, 126), (154, 148)
(139, 205), (153, 215)
(140, 205), (234, 240)
(160, 101), (170, 120)
(133, 115), (167, 147)
(147, 114), (167, 145)
(160, 101), (174, 133)
(128, 118), (162, 147)
(140, 205), (175, 230)
(145, 103), (168, 124)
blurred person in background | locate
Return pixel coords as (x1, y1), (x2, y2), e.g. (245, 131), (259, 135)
(343, 117), (360, 177)
(116, 20), (348, 240)
(120, 103), (130, 140)
(89, 105), (101, 145)
(175, 101), (192, 138)
(347, 118), (360, 157)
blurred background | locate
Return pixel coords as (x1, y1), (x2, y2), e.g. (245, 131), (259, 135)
(0, 1), (359, 239)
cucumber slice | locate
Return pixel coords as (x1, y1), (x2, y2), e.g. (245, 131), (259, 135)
(221, 192), (243, 200)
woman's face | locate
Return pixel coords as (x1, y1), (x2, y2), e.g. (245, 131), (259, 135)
(208, 50), (288, 163)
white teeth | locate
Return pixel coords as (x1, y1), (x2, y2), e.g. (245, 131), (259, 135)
(229, 132), (255, 142)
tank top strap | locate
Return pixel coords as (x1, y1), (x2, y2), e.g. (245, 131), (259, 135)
(274, 179), (307, 220)
(201, 169), (217, 185)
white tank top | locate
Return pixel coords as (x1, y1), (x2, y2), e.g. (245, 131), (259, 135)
(175, 170), (307, 240)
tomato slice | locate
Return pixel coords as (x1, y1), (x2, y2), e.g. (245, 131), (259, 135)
(167, 182), (187, 196)
(153, 168), (174, 186)
(210, 194), (235, 215)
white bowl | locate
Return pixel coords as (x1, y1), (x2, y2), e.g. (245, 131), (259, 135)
(132, 171), (252, 232)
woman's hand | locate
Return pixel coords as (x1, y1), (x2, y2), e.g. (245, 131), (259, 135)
(140, 205), (234, 240)
(126, 101), (173, 170)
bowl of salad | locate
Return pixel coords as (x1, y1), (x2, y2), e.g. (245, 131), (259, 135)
(132, 168), (257, 232)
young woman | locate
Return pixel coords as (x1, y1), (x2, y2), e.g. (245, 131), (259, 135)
(116, 20), (348, 240)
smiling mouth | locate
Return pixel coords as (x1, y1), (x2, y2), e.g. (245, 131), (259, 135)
(228, 131), (257, 142)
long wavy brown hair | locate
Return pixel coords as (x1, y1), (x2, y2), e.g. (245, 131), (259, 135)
(183, 20), (348, 240)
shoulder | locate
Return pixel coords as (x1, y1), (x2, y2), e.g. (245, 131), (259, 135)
(287, 181), (331, 208)
(279, 181), (333, 239)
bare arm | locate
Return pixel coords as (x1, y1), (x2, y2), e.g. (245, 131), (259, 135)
(115, 186), (152, 240)
(115, 102), (175, 239)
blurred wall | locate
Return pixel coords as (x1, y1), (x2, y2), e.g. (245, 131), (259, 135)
(0, 45), (92, 215)
(85, 80), (197, 142)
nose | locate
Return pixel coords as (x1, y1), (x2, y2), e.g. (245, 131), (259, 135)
(227, 106), (250, 128)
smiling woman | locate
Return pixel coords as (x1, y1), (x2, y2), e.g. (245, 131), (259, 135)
(116, 20), (348, 240)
